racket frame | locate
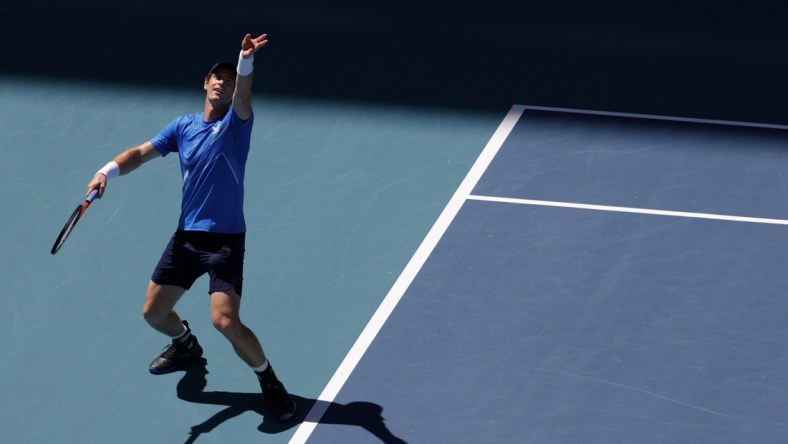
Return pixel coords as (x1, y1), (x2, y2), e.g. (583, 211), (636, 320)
(50, 190), (99, 255)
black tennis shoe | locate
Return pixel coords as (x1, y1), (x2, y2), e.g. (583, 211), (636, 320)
(258, 366), (297, 421)
(148, 324), (203, 375)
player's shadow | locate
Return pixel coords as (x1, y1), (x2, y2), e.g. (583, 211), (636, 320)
(177, 358), (407, 443)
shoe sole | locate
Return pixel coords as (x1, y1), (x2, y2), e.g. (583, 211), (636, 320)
(148, 365), (185, 375)
(148, 349), (203, 375)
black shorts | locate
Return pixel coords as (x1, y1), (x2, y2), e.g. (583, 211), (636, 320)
(151, 230), (246, 295)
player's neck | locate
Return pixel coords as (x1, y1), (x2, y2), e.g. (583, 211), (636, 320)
(204, 101), (231, 122)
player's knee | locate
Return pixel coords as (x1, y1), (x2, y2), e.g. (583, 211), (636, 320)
(211, 314), (238, 335)
(142, 304), (162, 325)
(142, 300), (170, 326)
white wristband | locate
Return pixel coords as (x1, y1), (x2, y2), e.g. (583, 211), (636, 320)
(97, 161), (120, 179)
(237, 51), (254, 76)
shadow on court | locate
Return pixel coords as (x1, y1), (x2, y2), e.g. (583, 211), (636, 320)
(177, 359), (406, 444)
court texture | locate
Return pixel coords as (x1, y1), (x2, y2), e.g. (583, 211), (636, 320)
(3, 57), (788, 444)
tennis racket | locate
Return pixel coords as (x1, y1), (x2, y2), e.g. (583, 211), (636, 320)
(50, 189), (99, 255)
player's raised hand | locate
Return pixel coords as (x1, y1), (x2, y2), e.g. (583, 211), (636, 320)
(241, 33), (268, 58)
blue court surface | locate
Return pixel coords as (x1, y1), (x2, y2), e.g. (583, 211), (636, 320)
(295, 107), (788, 443)
(4, 76), (788, 444)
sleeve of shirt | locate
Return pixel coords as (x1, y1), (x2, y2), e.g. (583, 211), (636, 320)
(149, 117), (183, 157)
(230, 107), (253, 130)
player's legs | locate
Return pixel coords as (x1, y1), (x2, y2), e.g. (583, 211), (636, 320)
(209, 287), (267, 366)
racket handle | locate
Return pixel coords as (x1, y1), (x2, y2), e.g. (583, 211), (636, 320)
(86, 189), (99, 203)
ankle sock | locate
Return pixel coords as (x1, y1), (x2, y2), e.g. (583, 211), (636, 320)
(171, 323), (193, 346)
(253, 360), (270, 374)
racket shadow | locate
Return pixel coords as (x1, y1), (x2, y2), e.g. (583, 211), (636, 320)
(177, 358), (406, 443)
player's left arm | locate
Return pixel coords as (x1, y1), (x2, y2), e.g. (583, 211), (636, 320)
(233, 33), (268, 122)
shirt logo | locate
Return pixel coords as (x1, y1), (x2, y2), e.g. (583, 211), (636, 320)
(212, 122), (222, 134)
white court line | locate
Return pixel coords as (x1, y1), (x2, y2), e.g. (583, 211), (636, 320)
(288, 105), (526, 443)
(467, 195), (788, 226)
(522, 104), (788, 130)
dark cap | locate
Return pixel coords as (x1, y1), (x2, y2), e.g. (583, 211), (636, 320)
(206, 60), (236, 78)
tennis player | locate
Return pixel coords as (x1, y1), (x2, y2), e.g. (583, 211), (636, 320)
(85, 33), (296, 422)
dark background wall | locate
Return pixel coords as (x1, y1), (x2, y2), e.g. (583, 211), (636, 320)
(4, 1), (788, 123)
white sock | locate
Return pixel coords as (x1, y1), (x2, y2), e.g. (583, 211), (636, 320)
(170, 323), (190, 343)
(253, 360), (270, 374)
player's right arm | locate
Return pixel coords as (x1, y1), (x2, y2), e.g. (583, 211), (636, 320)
(87, 142), (161, 197)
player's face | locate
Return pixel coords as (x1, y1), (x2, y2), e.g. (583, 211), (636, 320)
(204, 67), (236, 104)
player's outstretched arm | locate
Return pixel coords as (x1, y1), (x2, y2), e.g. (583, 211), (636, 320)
(87, 142), (161, 197)
(233, 32), (268, 121)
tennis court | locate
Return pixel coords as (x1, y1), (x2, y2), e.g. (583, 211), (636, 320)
(4, 91), (788, 442)
(3, 2), (788, 443)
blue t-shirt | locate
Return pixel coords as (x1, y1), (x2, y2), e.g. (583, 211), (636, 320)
(150, 108), (253, 233)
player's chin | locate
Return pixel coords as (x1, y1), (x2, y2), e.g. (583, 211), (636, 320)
(209, 94), (233, 106)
